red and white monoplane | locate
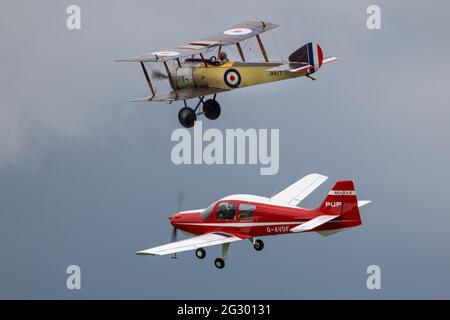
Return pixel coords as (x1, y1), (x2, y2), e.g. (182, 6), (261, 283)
(137, 174), (370, 269)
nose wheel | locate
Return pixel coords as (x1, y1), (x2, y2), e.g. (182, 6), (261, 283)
(178, 95), (221, 128)
(253, 239), (264, 251)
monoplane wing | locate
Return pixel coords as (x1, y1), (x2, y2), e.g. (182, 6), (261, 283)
(136, 232), (244, 256)
(271, 173), (328, 206)
(116, 21), (278, 63)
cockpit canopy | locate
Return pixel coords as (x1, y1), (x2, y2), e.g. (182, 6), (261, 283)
(200, 202), (215, 220)
(200, 200), (256, 220)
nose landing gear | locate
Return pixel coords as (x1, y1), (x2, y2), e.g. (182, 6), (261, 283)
(253, 239), (264, 251)
(178, 95), (221, 128)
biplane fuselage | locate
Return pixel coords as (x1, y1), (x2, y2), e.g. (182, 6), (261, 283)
(173, 60), (303, 91)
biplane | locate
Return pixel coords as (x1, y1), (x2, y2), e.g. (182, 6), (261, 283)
(136, 174), (370, 269)
(116, 21), (337, 128)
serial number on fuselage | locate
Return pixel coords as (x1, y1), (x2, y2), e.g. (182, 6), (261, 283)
(268, 71), (283, 76)
(266, 225), (290, 233)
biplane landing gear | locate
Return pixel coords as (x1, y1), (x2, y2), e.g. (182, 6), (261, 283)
(178, 96), (221, 128)
(178, 107), (196, 128)
(203, 99), (221, 120)
(195, 248), (206, 259)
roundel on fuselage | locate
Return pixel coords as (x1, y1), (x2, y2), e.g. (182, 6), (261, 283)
(223, 68), (241, 88)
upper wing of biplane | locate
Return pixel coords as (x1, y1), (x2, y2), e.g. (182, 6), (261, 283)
(116, 21), (278, 62)
(136, 232), (246, 256)
(271, 173), (328, 206)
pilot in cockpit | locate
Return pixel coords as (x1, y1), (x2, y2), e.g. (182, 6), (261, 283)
(218, 51), (229, 64)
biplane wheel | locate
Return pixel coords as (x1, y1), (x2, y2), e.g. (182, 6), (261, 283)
(203, 99), (221, 120)
(178, 107), (197, 128)
(195, 248), (206, 259)
(253, 239), (264, 251)
(214, 258), (225, 269)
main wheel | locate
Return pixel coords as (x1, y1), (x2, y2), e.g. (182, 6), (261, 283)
(253, 239), (264, 251)
(178, 107), (196, 128)
(214, 257), (225, 269)
(195, 248), (206, 259)
(203, 99), (221, 120)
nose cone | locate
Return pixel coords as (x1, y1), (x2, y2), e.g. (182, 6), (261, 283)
(169, 210), (203, 227)
(169, 213), (178, 225)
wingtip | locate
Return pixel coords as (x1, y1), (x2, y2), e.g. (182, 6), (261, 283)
(309, 173), (328, 180)
(135, 251), (155, 256)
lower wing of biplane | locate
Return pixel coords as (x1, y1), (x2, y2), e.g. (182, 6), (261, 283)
(131, 87), (229, 103)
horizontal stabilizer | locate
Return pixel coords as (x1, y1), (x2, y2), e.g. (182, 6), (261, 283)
(322, 56), (338, 64)
(290, 215), (339, 233)
(265, 63), (314, 73)
(358, 200), (371, 208)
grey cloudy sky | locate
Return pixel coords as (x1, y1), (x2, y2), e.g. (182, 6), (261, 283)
(1, 0), (450, 299)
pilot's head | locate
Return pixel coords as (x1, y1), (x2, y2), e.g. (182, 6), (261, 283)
(219, 52), (227, 61)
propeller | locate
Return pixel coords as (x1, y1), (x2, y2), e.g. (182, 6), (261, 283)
(151, 69), (168, 80)
(170, 188), (185, 259)
(171, 225), (178, 242)
(177, 188), (185, 211)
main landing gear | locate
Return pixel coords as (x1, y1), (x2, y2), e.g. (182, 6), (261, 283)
(192, 239), (265, 269)
(195, 248), (206, 259)
(178, 94), (221, 128)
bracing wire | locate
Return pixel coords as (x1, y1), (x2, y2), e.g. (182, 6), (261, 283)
(270, 29), (284, 61)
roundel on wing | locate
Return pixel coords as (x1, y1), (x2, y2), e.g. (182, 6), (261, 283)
(223, 28), (252, 36)
(223, 69), (241, 88)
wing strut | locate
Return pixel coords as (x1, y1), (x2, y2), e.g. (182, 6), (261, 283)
(199, 53), (208, 68)
(162, 61), (176, 89)
(236, 43), (246, 62)
(139, 62), (155, 96)
(256, 35), (269, 62)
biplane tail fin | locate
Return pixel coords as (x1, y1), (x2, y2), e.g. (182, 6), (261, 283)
(289, 42), (324, 74)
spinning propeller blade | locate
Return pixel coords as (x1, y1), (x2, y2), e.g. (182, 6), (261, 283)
(151, 69), (168, 80)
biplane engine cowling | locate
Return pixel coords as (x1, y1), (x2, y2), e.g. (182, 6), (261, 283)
(175, 67), (195, 89)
